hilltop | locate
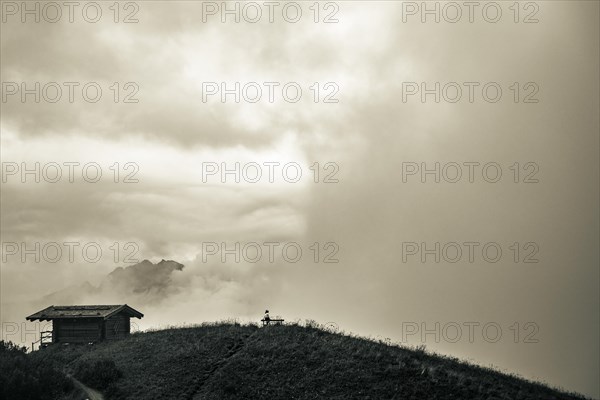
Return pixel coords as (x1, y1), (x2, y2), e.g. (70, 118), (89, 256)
(23, 321), (590, 400)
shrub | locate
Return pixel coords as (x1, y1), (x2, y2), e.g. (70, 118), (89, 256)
(74, 358), (123, 391)
(0, 340), (73, 400)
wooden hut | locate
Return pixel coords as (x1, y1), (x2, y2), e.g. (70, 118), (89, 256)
(26, 305), (143, 346)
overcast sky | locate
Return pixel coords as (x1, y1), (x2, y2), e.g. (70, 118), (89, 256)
(1, 1), (599, 398)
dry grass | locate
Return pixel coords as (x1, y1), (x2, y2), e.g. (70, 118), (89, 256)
(30, 321), (590, 400)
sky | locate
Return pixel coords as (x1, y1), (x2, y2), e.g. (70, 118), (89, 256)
(1, 1), (599, 398)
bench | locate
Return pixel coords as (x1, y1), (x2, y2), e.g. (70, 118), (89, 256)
(261, 318), (284, 326)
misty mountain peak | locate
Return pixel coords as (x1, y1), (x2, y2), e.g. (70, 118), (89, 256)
(32, 259), (185, 309)
(102, 259), (185, 298)
(157, 259), (185, 270)
(108, 259), (184, 277)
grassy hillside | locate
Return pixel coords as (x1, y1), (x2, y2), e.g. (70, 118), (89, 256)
(29, 321), (588, 400)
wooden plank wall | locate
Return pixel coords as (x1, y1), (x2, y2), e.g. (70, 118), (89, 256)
(104, 314), (130, 339)
(54, 318), (103, 343)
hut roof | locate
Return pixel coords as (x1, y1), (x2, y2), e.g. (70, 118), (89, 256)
(26, 305), (143, 321)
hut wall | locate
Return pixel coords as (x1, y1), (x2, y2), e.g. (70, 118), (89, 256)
(104, 314), (131, 339)
(53, 318), (103, 343)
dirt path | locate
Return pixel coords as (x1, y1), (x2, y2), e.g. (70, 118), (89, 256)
(71, 377), (105, 400)
(189, 330), (260, 399)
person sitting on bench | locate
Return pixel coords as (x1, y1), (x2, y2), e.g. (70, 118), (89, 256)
(264, 310), (271, 325)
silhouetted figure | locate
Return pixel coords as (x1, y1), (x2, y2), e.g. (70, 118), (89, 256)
(262, 309), (284, 326)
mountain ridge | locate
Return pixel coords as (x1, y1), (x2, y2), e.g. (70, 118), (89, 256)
(38, 259), (185, 305)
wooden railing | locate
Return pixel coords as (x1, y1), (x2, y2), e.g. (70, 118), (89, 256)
(31, 331), (53, 351)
